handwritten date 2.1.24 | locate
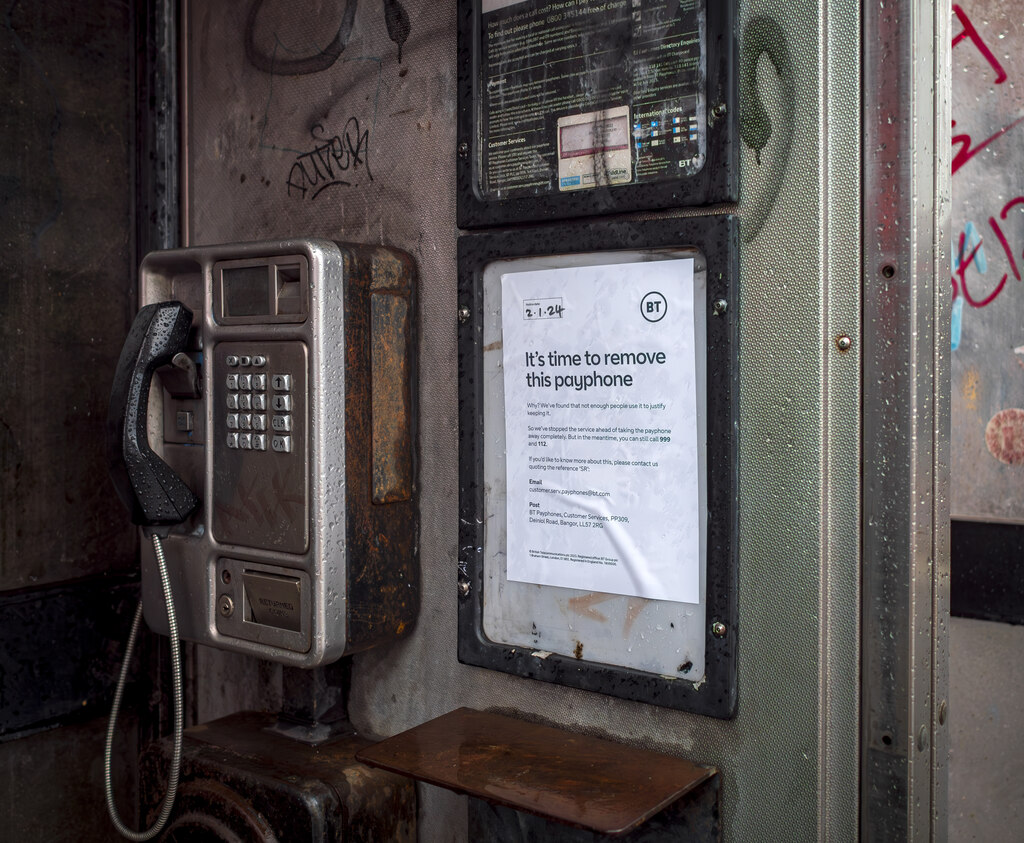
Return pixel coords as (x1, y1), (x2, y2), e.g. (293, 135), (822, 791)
(523, 298), (564, 320)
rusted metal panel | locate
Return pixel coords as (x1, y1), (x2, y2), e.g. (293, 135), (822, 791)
(370, 246), (416, 504)
(343, 245), (419, 651)
(356, 707), (717, 837)
(140, 710), (416, 842)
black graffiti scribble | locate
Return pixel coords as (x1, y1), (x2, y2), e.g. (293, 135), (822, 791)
(286, 118), (372, 200)
(384, 0), (411, 64)
(245, 0), (411, 74)
(739, 16), (795, 243)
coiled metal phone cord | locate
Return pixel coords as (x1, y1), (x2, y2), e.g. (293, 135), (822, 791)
(104, 533), (184, 841)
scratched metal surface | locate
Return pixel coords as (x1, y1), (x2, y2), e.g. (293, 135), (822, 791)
(951, 1), (1024, 522)
(184, 0), (860, 840)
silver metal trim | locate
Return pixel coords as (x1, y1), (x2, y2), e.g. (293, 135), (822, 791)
(861, 0), (950, 838)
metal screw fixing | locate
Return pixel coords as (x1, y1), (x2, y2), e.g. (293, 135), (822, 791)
(458, 580), (471, 598)
(458, 141), (469, 159)
(711, 621), (727, 638)
(218, 595), (234, 617)
(712, 299), (728, 317)
(836, 335), (853, 352)
(709, 103), (727, 125)
(458, 304), (471, 324)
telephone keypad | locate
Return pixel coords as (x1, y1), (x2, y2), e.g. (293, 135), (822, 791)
(221, 350), (297, 458)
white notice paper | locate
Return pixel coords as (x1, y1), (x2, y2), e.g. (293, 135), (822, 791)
(501, 260), (700, 603)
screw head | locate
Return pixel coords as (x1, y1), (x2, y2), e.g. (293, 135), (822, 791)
(712, 299), (728, 317)
(458, 141), (469, 159)
(458, 304), (471, 324)
(711, 621), (727, 638)
(836, 335), (853, 352)
(458, 580), (471, 598)
(218, 595), (234, 617)
(221, 569), (231, 585)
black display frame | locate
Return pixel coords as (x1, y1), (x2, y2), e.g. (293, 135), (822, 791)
(456, 0), (739, 229)
(457, 216), (739, 717)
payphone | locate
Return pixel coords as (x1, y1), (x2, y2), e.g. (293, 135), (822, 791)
(104, 239), (418, 839)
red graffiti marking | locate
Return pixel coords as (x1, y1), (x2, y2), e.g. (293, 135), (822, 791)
(953, 228), (1007, 307)
(986, 408), (1024, 465)
(953, 197), (1024, 308)
(952, 116), (1024, 175)
(953, 5), (1008, 85)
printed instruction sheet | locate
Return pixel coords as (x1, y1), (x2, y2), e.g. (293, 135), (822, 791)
(501, 259), (700, 602)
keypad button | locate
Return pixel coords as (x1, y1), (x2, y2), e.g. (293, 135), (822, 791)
(272, 435), (292, 453)
(239, 394), (252, 410)
(271, 415), (291, 432)
(271, 395), (291, 412)
(252, 394), (267, 411)
(239, 356), (251, 366)
(239, 414), (252, 430)
(226, 432), (239, 449)
(252, 434), (266, 451)
(238, 374), (251, 390)
(226, 393), (240, 410)
(226, 374), (239, 390)
(252, 414), (267, 431)
(226, 355), (239, 367)
(271, 374), (291, 391)
(239, 433), (252, 450)
(251, 374), (267, 391)
(252, 356), (266, 367)
(226, 414), (239, 430)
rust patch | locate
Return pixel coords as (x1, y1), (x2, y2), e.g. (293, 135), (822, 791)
(482, 339), (503, 352)
(986, 408), (1024, 464)
(573, 640), (584, 659)
(622, 598), (647, 635)
(962, 367), (980, 411)
(567, 592), (613, 622)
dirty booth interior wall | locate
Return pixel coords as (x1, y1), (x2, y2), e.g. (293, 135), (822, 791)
(1, 1), (143, 841)
(185, 1), (862, 841)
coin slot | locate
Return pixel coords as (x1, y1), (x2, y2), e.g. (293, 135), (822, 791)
(276, 264), (303, 315)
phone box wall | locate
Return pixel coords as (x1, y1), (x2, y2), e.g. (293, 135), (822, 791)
(182, 0), (946, 839)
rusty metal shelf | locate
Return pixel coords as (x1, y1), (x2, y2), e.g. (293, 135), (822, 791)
(355, 707), (717, 837)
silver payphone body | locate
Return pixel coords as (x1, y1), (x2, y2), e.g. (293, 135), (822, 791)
(110, 239), (417, 668)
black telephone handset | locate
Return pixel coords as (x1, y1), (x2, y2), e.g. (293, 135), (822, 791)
(104, 300), (192, 840)
(106, 300), (199, 526)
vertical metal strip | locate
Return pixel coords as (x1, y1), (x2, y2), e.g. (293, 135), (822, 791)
(930, 1), (952, 839)
(861, 0), (949, 839)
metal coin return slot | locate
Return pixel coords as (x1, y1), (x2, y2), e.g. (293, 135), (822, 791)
(243, 570), (302, 632)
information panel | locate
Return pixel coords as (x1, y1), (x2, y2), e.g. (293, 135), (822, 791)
(500, 261), (700, 602)
(457, 217), (738, 717)
(480, 0), (705, 198)
(456, 0), (737, 227)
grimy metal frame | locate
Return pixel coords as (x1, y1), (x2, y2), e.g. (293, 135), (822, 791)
(861, 0), (950, 839)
